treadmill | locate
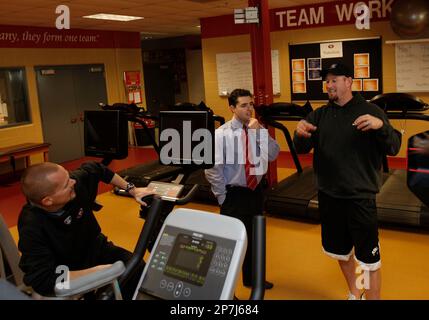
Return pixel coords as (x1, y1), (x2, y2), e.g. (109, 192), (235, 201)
(407, 130), (429, 209)
(100, 102), (184, 189)
(104, 101), (223, 204)
(370, 93), (429, 228)
(256, 102), (320, 222)
(169, 102), (225, 204)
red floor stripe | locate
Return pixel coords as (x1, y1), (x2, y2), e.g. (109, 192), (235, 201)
(0, 147), (406, 228)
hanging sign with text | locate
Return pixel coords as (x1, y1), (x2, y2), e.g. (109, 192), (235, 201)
(0, 25), (140, 48)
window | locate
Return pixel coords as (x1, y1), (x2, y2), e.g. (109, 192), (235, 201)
(0, 68), (31, 128)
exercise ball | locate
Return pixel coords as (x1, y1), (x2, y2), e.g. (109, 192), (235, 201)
(390, 0), (429, 39)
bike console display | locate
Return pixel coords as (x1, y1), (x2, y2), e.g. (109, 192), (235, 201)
(145, 181), (184, 199)
(164, 233), (216, 287)
(133, 208), (247, 300)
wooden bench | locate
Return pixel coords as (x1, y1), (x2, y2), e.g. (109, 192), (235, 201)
(0, 143), (51, 175)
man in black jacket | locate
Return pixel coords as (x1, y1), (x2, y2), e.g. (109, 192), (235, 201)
(18, 161), (152, 299)
(293, 63), (401, 300)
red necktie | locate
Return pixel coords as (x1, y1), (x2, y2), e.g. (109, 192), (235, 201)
(243, 125), (258, 191)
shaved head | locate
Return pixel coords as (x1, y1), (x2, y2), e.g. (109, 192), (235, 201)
(21, 162), (63, 203)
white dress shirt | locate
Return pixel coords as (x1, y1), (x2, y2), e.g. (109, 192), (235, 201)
(205, 117), (280, 205)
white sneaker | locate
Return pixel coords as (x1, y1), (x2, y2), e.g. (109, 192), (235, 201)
(347, 292), (365, 300)
(347, 292), (358, 300)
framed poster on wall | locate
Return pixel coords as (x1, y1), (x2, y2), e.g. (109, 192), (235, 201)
(124, 71), (143, 104)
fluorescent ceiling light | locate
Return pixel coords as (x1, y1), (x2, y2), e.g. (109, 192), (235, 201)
(83, 14), (144, 22)
(140, 31), (169, 35)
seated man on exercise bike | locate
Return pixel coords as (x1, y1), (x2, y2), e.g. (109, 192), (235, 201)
(18, 161), (152, 299)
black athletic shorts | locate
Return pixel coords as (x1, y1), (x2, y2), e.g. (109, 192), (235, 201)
(318, 191), (381, 269)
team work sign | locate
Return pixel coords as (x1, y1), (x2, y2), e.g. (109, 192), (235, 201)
(271, 0), (394, 30)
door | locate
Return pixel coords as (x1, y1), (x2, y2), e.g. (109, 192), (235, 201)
(72, 65), (108, 150)
(143, 63), (175, 116)
(36, 64), (108, 163)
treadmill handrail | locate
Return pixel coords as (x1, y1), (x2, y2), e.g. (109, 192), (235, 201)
(133, 117), (160, 154)
(370, 92), (429, 112)
(267, 115), (308, 121)
(263, 119), (303, 173)
(256, 102), (312, 173)
(213, 114), (225, 126)
(100, 102), (161, 153)
(382, 112), (429, 172)
(385, 113), (429, 121)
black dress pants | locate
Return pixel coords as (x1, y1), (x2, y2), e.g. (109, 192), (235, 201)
(220, 183), (264, 286)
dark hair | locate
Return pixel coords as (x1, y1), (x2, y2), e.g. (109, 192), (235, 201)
(228, 89), (252, 107)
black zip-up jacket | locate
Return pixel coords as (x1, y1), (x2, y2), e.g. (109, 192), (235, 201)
(293, 94), (402, 199)
(18, 162), (114, 295)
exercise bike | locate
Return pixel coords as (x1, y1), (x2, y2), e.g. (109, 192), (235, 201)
(85, 108), (267, 300)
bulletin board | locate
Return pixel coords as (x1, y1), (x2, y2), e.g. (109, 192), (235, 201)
(288, 37), (382, 101)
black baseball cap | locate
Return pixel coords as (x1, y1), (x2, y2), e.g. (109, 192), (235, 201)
(320, 63), (353, 79)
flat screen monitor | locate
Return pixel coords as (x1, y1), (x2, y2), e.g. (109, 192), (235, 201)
(159, 111), (214, 169)
(84, 110), (128, 159)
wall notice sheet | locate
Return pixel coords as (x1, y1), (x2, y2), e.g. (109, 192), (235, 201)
(396, 43), (429, 92)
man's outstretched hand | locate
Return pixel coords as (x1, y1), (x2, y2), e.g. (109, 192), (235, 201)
(296, 120), (317, 138)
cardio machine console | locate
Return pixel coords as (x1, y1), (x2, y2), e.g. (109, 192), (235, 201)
(133, 208), (247, 300)
(145, 181), (184, 199)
